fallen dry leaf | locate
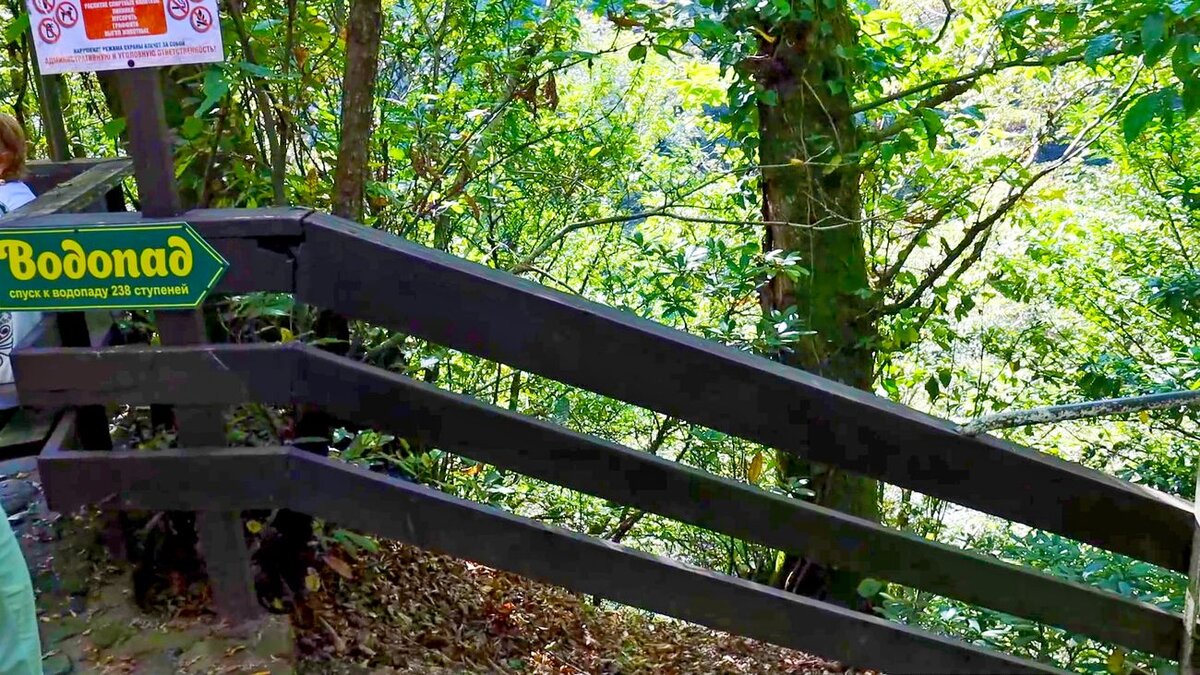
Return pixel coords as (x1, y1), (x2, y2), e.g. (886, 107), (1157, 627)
(323, 554), (354, 580)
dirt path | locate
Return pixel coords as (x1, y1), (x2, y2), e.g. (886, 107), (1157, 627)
(3, 458), (292, 674)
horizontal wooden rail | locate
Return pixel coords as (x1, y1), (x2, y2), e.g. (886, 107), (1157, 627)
(6, 208), (1191, 572)
(300, 213), (1196, 572)
(0, 159), (132, 222)
(15, 342), (1190, 659)
(34, 437), (1063, 674)
(24, 158), (130, 197)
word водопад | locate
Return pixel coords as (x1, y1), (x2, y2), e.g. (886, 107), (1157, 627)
(0, 235), (194, 282)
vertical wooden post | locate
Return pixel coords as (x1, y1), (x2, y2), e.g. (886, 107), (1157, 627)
(114, 68), (260, 621)
(1182, 462), (1200, 673)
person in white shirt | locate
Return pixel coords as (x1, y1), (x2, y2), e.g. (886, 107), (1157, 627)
(0, 112), (44, 387)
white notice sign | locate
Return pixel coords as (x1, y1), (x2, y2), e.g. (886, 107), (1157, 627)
(26, 0), (224, 74)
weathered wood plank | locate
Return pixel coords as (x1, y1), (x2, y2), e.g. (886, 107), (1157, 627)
(37, 446), (288, 512)
(298, 349), (1188, 659)
(14, 343), (297, 408)
(15, 342), (1186, 658)
(0, 206), (306, 240)
(185, 207), (309, 239)
(0, 160), (133, 221)
(298, 212), (1194, 572)
(33, 444), (1065, 674)
(25, 158), (121, 196)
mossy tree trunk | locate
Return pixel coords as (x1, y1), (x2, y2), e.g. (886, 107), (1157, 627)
(752, 0), (879, 607)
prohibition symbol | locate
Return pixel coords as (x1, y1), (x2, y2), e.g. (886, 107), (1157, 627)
(37, 18), (60, 43)
(31, 0), (53, 15)
(189, 6), (212, 32)
(55, 2), (77, 28)
(167, 0), (188, 20)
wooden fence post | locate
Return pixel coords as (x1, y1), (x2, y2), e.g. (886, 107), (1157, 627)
(114, 68), (260, 621)
(1182, 465), (1200, 673)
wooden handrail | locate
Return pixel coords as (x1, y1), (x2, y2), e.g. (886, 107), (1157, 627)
(5, 207), (1193, 570)
(35, 441), (1064, 675)
(15, 341), (1192, 660)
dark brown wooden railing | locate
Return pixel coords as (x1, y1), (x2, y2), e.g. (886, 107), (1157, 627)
(6, 181), (1193, 673)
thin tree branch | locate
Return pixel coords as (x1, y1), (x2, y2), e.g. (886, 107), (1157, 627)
(512, 209), (851, 273)
(960, 390), (1200, 435)
(853, 53), (1084, 115)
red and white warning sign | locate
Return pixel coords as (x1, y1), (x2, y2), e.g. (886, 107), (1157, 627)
(25, 0), (223, 74)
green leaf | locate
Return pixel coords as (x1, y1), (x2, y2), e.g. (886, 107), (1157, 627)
(179, 116), (203, 139)
(628, 43), (647, 61)
(335, 529), (379, 554)
(693, 18), (729, 40)
(857, 578), (884, 598)
(197, 67), (230, 116)
(3, 14), (29, 44)
(1184, 79), (1200, 116)
(920, 108), (943, 150)
(237, 61), (274, 78)
(999, 7), (1033, 25)
(1123, 92), (1161, 142)
(1173, 35), (1199, 80)
(1142, 13), (1168, 64)
(1059, 12), (1079, 35)
(1084, 34), (1118, 67)
(924, 376), (940, 400)
(1105, 648), (1125, 674)
(551, 395), (571, 421)
(102, 118), (126, 140)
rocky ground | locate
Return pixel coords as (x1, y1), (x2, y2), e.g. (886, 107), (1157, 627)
(3, 456), (853, 674)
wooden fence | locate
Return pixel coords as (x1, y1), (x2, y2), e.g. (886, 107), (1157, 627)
(5, 187), (1198, 672)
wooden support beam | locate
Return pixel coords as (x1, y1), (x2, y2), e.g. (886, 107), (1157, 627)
(114, 67), (259, 621)
(33, 443), (1066, 675)
(295, 213), (1195, 573)
(14, 342), (1191, 659)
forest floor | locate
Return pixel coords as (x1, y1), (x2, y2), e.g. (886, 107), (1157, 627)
(4, 456), (850, 675)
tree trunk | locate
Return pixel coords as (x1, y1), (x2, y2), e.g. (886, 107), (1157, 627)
(271, 0), (383, 617)
(294, 0), (382, 450)
(332, 0), (382, 222)
(753, 1), (879, 606)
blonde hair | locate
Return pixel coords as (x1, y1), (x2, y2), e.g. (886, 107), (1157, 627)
(0, 113), (28, 182)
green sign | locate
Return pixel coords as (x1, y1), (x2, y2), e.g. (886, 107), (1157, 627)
(0, 222), (228, 312)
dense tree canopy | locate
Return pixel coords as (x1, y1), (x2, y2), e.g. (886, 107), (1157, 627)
(6, 0), (1200, 671)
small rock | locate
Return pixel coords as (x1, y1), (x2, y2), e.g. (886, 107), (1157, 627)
(0, 478), (38, 516)
(251, 616), (294, 660)
(112, 629), (198, 658)
(40, 615), (86, 648)
(89, 619), (134, 648)
(179, 638), (228, 671)
(41, 652), (72, 675)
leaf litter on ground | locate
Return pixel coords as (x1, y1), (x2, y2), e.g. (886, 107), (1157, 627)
(296, 538), (868, 674)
